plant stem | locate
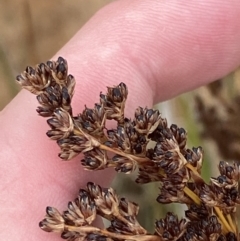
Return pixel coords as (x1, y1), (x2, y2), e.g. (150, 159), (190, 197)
(183, 186), (201, 205)
(65, 225), (161, 241)
(227, 214), (236, 233)
(185, 164), (234, 234)
(74, 127), (150, 163)
(100, 144), (150, 163)
(214, 207), (232, 233)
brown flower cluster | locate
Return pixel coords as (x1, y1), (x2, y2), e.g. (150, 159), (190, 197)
(16, 57), (240, 241)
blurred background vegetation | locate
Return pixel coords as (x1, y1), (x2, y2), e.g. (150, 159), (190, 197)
(0, 0), (112, 109)
(1, 0), (240, 232)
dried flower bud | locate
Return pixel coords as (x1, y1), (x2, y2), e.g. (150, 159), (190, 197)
(100, 83), (127, 124)
(63, 192), (96, 226)
(107, 126), (131, 152)
(17, 57), (75, 120)
(36, 86), (61, 116)
(36, 62), (50, 76)
(157, 186), (192, 204)
(39, 206), (65, 232)
(218, 161), (240, 182)
(66, 74), (76, 97)
(36, 106), (54, 117)
(112, 155), (136, 173)
(200, 181), (240, 214)
(200, 184), (219, 207)
(87, 183), (119, 216)
(115, 160), (135, 173)
(206, 216), (222, 235)
(134, 107), (163, 135)
(153, 140), (187, 175)
(185, 147), (203, 173)
(81, 149), (108, 170)
(16, 69), (45, 95)
(170, 124), (187, 150)
(211, 175), (235, 189)
(119, 198), (139, 217)
(47, 108), (74, 140)
(56, 56), (68, 80)
(61, 86), (72, 114)
(181, 216), (222, 241)
(81, 155), (102, 170)
(86, 182), (103, 199)
(147, 118), (168, 142)
(185, 203), (209, 221)
(108, 218), (145, 235)
(106, 82), (128, 104)
(154, 138), (179, 156)
(57, 135), (88, 160)
(77, 104), (106, 138)
(162, 167), (190, 193)
(155, 212), (187, 241)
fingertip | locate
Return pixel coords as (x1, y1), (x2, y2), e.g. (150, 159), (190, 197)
(56, 0), (240, 103)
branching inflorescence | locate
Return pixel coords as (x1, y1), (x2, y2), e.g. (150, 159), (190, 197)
(16, 57), (240, 241)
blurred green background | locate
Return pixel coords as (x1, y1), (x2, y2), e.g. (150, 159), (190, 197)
(1, 0), (239, 232)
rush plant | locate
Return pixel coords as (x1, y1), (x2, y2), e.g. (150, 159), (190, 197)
(16, 57), (240, 241)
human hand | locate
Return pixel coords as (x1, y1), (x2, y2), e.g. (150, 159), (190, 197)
(1, 0), (240, 240)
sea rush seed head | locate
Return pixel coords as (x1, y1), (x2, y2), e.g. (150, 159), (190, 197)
(16, 57), (240, 241)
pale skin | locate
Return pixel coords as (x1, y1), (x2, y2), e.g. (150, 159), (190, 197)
(0, 0), (240, 240)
